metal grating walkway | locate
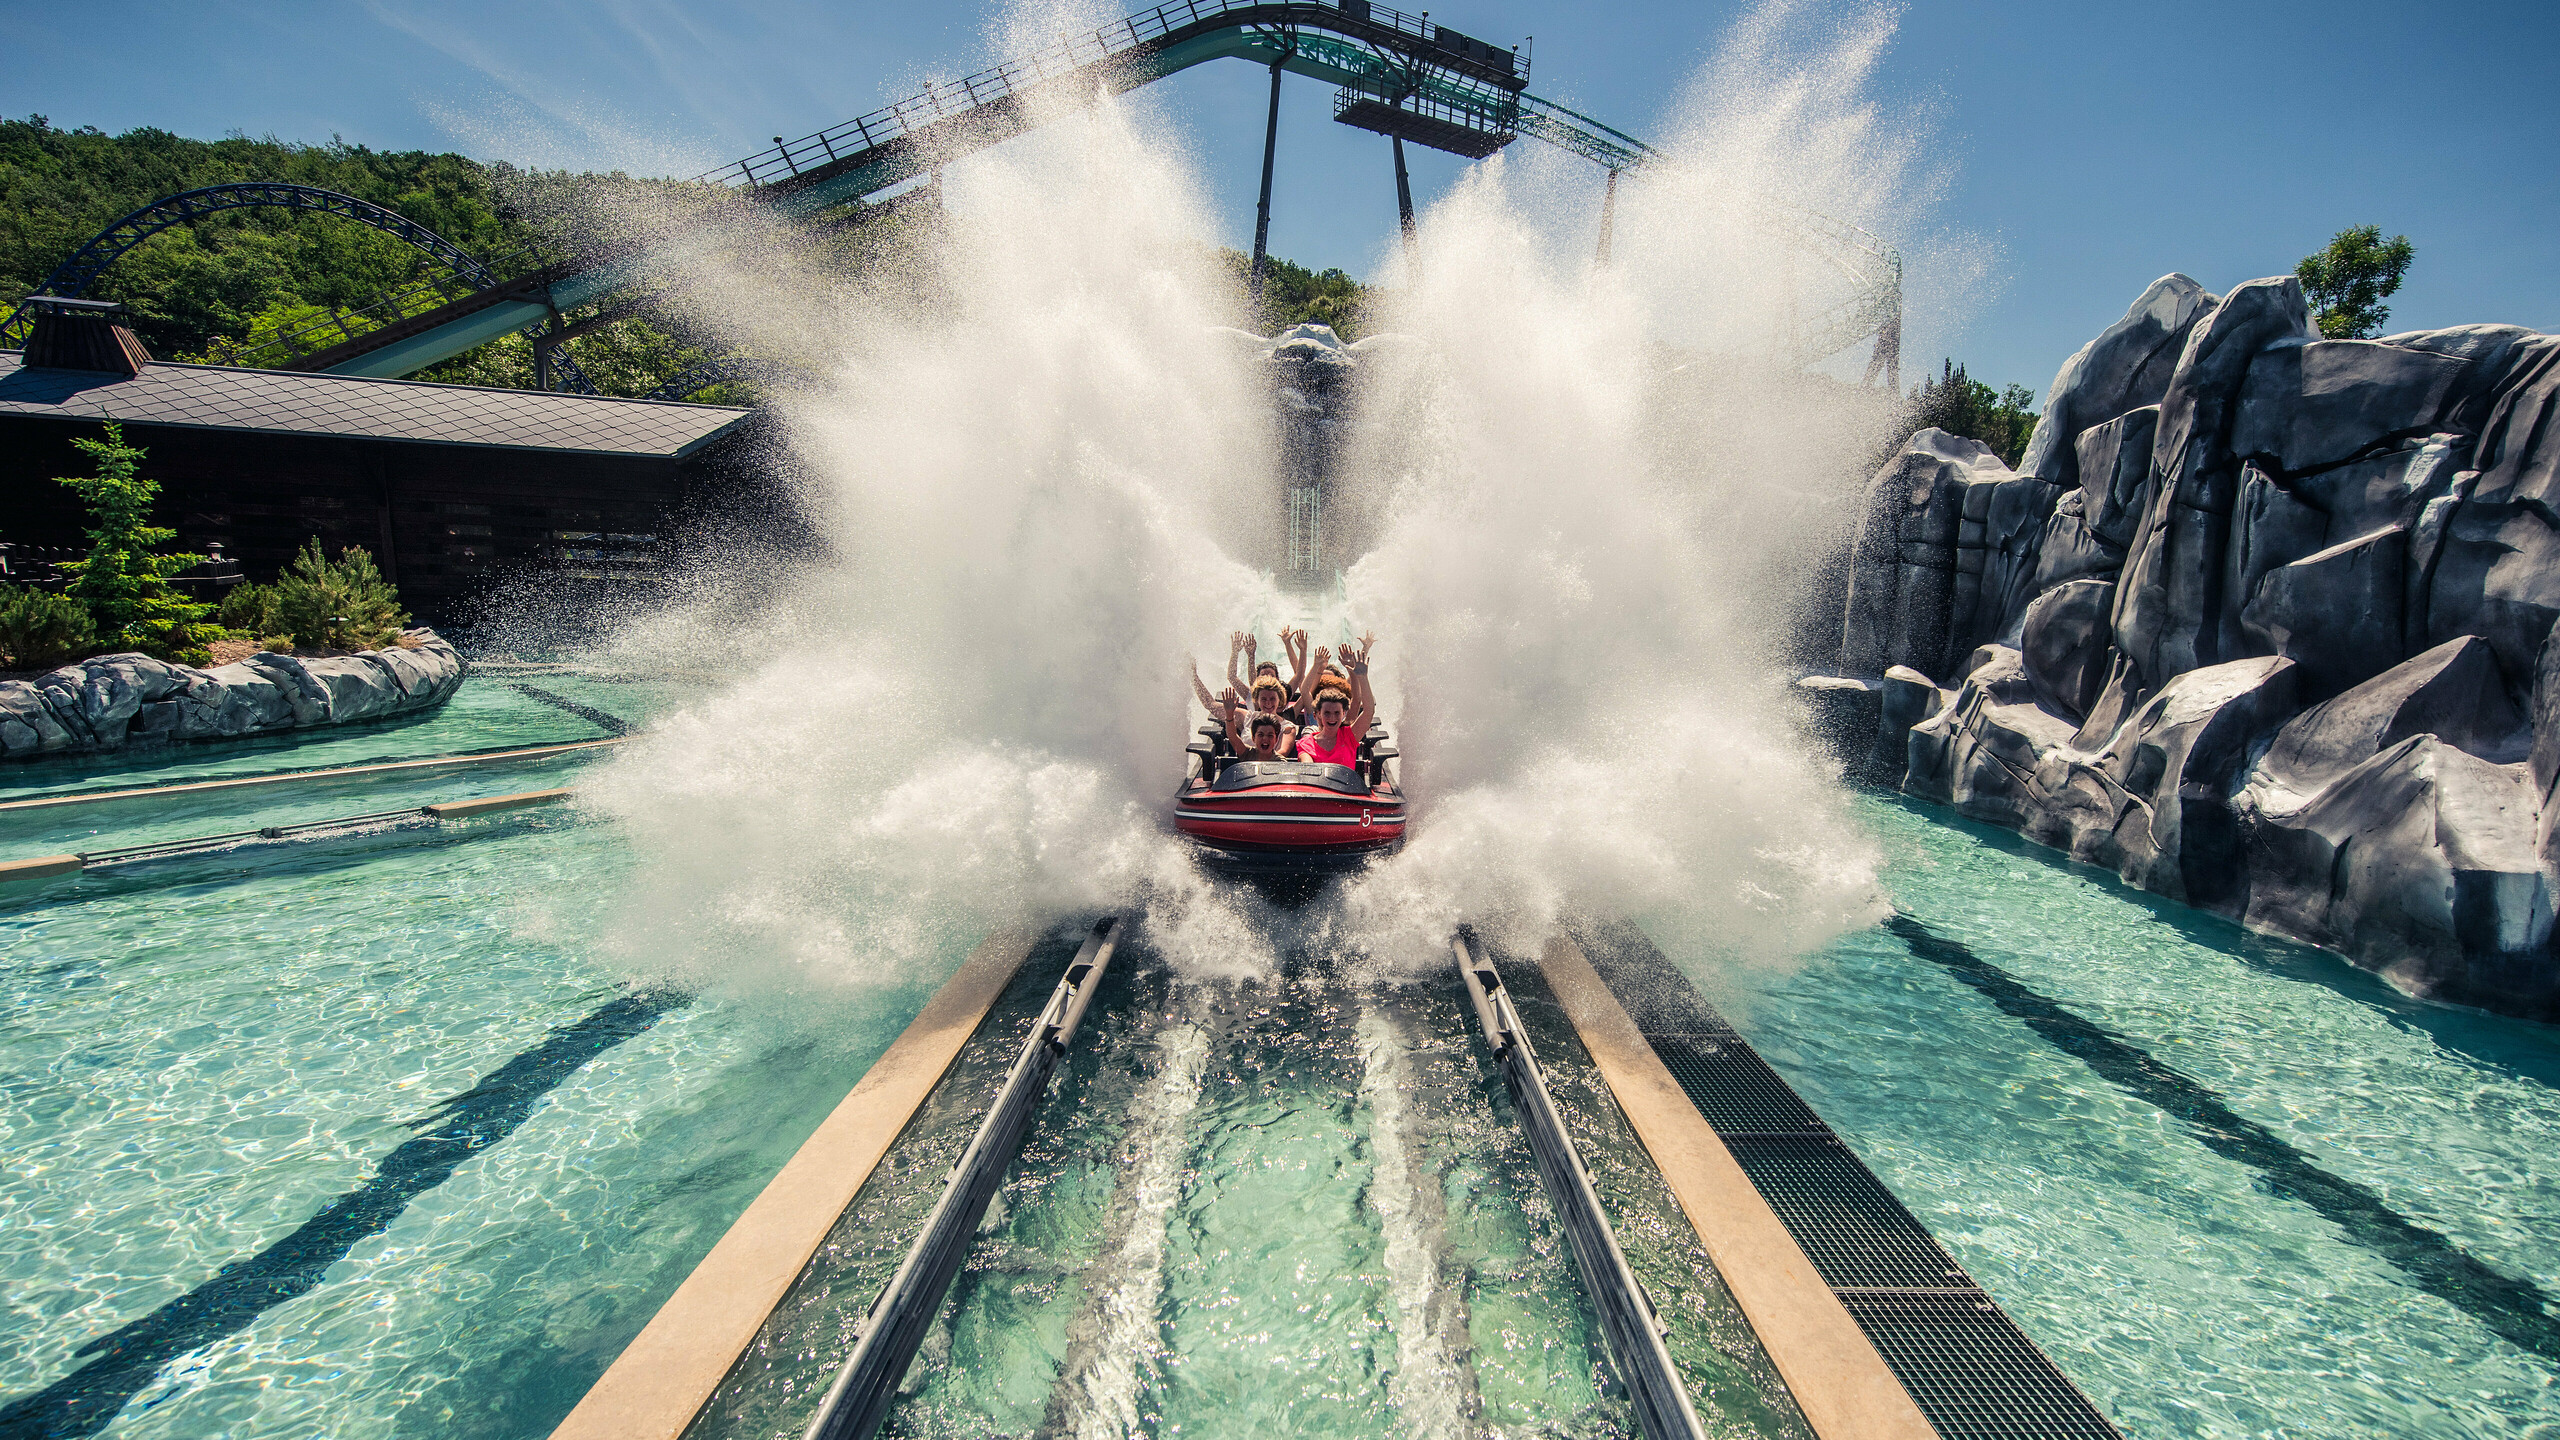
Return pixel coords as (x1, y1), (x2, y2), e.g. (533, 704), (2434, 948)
(1577, 922), (2120, 1440)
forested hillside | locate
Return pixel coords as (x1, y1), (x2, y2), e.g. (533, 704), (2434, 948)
(2, 117), (525, 359)
(4, 117), (1387, 402)
(0, 117), (750, 400)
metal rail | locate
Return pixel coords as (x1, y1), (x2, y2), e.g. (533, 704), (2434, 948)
(803, 916), (1125, 1440)
(0, 737), (626, 814)
(1453, 933), (1709, 1440)
(0, 789), (579, 882)
(702, 0), (1523, 193)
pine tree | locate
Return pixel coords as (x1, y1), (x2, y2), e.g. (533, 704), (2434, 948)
(54, 422), (222, 664)
(271, 537), (409, 652)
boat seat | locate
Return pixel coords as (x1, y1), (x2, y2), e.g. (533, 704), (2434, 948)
(1357, 725), (1396, 787)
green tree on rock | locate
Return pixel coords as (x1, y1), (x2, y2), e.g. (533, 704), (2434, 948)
(54, 423), (222, 665)
(1907, 361), (2040, 469)
(2296, 225), (2416, 339)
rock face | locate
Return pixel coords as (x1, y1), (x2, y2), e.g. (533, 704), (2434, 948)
(1820, 273), (2560, 1020)
(0, 629), (464, 761)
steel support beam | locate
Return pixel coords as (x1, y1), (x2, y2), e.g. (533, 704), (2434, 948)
(1595, 167), (1619, 267)
(1250, 56), (1285, 302)
(1392, 135), (1417, 266)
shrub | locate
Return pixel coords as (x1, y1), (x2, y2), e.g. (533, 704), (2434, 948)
(0, 586), (96, 671)
(53, 422), (223, 664)
(216, 580), (284, 638)
(272, 538), (409, 652)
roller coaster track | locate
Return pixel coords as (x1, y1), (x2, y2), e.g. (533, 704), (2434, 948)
(133, 0), (1905, 387)
(0, 184), (494, 349)
(0, 184), (603, 390)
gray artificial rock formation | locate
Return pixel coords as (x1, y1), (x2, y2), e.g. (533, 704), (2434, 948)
(1814, 271), (2560, 1019)
(1839, 428), (2019, 679)
(0, 629), (464, 761)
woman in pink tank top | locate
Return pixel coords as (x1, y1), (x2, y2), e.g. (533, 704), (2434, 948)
(1295, 634), (1375, 768)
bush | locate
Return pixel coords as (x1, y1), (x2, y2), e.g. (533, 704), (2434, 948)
(272, 538), (409, 652)
(0, 586), (96, 671)
(216, 580), (283, 638)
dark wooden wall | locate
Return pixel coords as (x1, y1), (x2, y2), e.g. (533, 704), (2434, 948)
(0, 417), (781, 628)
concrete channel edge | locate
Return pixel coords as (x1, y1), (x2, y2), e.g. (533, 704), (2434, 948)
(545, 920), (1045, 1440)
(1537, 933), (1941, 1440)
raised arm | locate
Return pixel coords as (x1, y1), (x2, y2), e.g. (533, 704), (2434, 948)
(1225, 631), (1251, 701)
(1283, 628), (1309, 695)
(1189, 659), (1222, 717)
(1301, 645), (1331, 715)
(1347, 634), (1377, 735)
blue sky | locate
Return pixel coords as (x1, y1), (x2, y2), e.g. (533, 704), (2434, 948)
(6, 0), (2555, 394)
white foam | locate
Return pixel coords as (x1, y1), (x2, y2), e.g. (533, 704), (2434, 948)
(1044, 1016), (1210, 1439)
(1356, 1003), (1480, 1439)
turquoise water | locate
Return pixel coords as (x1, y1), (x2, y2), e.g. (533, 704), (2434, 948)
(0, 678), (634, 805)
(694, 945), (1803, 1440)
(6, 710), (2560, 1438)
(0, 767), (970, 1440)
(1673, 793), (2560, 1439)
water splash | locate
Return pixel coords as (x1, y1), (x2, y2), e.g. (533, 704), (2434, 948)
(568, 0), (1973, 989)
(575, 69), (1282, 986)
(1325, 1), (1957, 970)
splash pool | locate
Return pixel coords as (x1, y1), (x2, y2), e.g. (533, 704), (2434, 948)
(1691, 793), (2560, 1440)
(3, 691), (2558, 1439)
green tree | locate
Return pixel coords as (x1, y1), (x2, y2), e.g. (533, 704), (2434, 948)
(2296, 224), (2415, 339)
(270, 537), (408, 652)
(1226, 249), (1368, 338)
(1907, 361), (2040, 469)
(52, 423), (221, 664)
(2, 117), (782, 401)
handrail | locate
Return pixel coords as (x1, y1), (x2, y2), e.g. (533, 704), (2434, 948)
(699, 0), (1525, 193)
(1455, 932), (1710, 1440)
(802, 916), (1126, 1440)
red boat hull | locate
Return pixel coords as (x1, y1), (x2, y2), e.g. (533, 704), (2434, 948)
(1174, 766), (1405, 866)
